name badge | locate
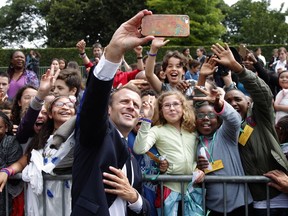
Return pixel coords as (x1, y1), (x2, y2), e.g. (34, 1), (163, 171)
(239, 124), (254, 146)
(204, 159), (224, 174)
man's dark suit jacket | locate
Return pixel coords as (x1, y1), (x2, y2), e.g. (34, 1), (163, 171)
(71, 69), (150, 216)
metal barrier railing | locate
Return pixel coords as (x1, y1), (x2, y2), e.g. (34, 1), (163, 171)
(4, 174), (273, 216)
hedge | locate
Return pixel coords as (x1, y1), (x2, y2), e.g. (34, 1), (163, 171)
(0, 44), (286, 69)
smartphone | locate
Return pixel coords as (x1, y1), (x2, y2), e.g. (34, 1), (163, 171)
(239, 44), (247, 59)
(141, 14), (190, 37)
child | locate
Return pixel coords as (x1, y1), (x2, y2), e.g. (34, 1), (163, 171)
(0, 111), (22, 215)
(194, 86), (254, 215)
(59, 58), (67, 70)
(274, 70), (288, 124)
(145, 38), (191, 94)
(134, 90), (204, 216)
(51, 58), (60, 72)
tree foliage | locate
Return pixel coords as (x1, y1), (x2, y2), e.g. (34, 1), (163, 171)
(222, 0), (288, 44)
(0, 0), (46, 48)
(41, 0), (145, 47)
(0, 0), (287, 48)
(0, 0), (146, 48)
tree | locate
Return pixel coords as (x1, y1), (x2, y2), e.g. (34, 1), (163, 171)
(39, 0), (146, 47)
(0, 0), (46, 48)
(0, 0), (146, 48)
(222, 0), (288, 44)
(147, 0), (226, 46)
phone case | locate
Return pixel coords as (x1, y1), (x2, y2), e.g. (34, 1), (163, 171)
(141, 14), (190, 37)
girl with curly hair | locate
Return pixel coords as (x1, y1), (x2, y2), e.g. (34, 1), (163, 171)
(134, 90), (204, 216)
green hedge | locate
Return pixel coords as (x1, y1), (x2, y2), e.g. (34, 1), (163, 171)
(0, 44), (286, 68)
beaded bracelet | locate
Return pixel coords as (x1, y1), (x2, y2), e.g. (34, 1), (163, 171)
(140, 118), (152, 123)
(0, 168), (11, 176)
(146, 51), (157, 57)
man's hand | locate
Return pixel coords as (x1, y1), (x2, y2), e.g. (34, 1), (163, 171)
(103, 166), (139, 203)
(105, 10), (155, 63)
(126, 79), (150, 92)
(264, 170), (288, 193)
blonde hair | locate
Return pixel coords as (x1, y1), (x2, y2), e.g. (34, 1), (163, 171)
(152, 91), (196, 133)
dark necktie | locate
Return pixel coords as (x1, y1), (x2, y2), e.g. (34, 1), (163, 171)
(122, 137), (132, 184)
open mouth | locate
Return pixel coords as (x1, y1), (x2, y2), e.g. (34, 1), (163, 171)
(202, 123), (211, 128)
(170, 73), (178, 79)
(35, 122), (44, 127)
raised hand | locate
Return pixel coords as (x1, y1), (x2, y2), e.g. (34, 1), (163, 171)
(76, 39), (86, 53)
(37, 65), (59, 100)
(211, 43), (243, 73)
(106, 10), (155, 63)
(199, 55), (217, 77)
(140, 94), (155, 119)
(193, 86), (221, 103)
(134, 45), (143, 56)
(151, 37), (170, 51)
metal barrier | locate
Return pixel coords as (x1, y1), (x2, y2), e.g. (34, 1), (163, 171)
(4, 174), (274, 216)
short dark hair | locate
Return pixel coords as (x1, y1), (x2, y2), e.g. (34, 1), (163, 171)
(56, 68), (82, 97)
(109, 84), (141, 106)
(141, 89), (158, 98)
(0, 71), (9, 81)
(162, 50), (187, 72)
(188, 59), (200, 69)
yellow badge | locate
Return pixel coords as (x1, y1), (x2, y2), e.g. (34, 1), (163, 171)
(239, 124), (254, 146)
(204, 160), (224, 174)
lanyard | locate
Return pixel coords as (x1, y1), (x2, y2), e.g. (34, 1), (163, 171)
(199, 132), (216, 163)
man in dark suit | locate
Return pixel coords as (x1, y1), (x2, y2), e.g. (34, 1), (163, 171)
(71, 10), (155, 216)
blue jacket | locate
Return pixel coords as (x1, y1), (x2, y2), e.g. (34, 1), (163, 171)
(71, 69), (150, 216)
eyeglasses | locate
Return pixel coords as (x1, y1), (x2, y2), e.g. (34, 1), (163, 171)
(53, 101), (75, 109)
(162, 102), (182, 110)
(196, 112), (216, 119)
